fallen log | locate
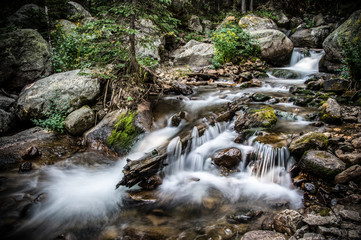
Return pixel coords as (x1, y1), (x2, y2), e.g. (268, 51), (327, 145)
(116, 99), (248, 189)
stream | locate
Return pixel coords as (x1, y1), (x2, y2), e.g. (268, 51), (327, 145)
(0, 48), (324, 240)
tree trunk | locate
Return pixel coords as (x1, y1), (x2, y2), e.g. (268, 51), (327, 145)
(242, 0), (247, 14)
(249, 0), (253, 11)
(129, 0), (139, 78)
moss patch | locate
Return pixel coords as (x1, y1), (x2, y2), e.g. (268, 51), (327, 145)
(251, 106), (277, 127)
(107, 111), (140, 153)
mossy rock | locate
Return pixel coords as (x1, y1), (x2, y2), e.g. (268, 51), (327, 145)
(250, 106), (277, 128)
(107, 111), (141, 154)
(289, 132), (328, 158)
(271, 69), (301, 79)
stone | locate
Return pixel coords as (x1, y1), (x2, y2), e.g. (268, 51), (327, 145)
(21, 146), (41, 160)
(241, 230), (286, 240)
(317, 226), (345, 238)
(290, 26), (331, 48)
(188, 15), (203, 32)
(170, 111), (187, 127)
(63, 106), (95, 136)
(335, 165), (361, 184)
(134, 101), (153, 133)
(0, 29), (52, 91)
(273, 11), (290, 28)
(7, 4), (47, 33)
(335, 151), (361, 165)
(299, 151), (346, 178)
(212, 148), (242, 169)
(227, 209), (263, 224)
(303, 214), (339, 226)
(249, 30), (293, 66)
(202, 20), (212, 32)
(235, 107), (277, 131)
(172, 40), (214, 67)
(84, 110), (124, 151)
(323, 78), (350, 93)
(0, 109), (15, 134)
(313, 13), (326, 27)
(56, 19), (76, 34)
(16, 69), (100, 121)
(239, 15), (278, 31)
(273, 209), (303, 235)
(136, 19), (163, 60)
(139, 175), (162, 190)
(252, 93), (271, 102)
(0, 95), (15, 110)
(271, 69), (301, 79)
(67, 1), (91, 21)
(338, 210), (361, 222)
(352, 138), (361, 149)
(289, 132), (328, 158)
(319, 98), (341, 124)
(302, 232), (326, 240)
(171, 81), (193, 95)
(322, 10), (361, 72)
(19, 161), (32, 172)
(240, 79), (262, 88)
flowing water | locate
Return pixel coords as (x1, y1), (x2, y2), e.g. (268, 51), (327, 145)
(0, 48), (324, 239)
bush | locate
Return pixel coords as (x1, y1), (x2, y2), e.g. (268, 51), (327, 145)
(212, 23), (259, 67)
(341, 37), (361, 89)
(32, 90), (69, 133)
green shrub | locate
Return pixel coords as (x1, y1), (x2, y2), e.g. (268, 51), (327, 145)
(185, 32), (204, 42)
(212, 23), (259, 67)
(340, 37), (361, 89)
(137, 55), (159, 67)
(32, 90), (69, 133)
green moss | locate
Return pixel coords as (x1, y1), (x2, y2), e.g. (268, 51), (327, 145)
(296, 133), (328, 147)
(107, 111), (140, 152)
(251, 106), (277, 127)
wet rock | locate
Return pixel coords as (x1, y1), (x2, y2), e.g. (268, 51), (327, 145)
(19, 161), (32, 172)
(0, 29), (52, 91)
(67, 1), (91, 21)
(273, 209), (303, 236)
(135, 101), (153, 133)
(227, 209), (263, 224)
(323, 78), (350, 93)
(172, 40), (214, 67)
(241, 230), (286, 240)
(235, 107), (277, 131)
(306, 79), (324, 91)
(299, 151), (346, 179)
(170, 111), (187, 127)
(304, 183), (316, 194)
(255, 133), (288, 148)
(64, 106), (95, 136)
(271, 69), (301, 79)
(212, 148), (242, 169)
(335, 150), (361, 165)
(98, 226), (118, 240)
(290, 25), (331, 48)
(252, 93), (271, 102)
(188, 15), (203, 32)
(289, 132), (328, 158)
(17, 69), (100, 121)
(139, 175), (162, 190)
(205, 224), (245, 240)
(249, 30), (293, 66)
(303, 214), (339, 226)
(240, 79), (262, 88)
(351, 138), (361, 149)
(21, 146), (41, 160)
(335, 165), (361, 184)
(171, 81), (193, 95)
(322, 10), (361, 72)
(319, 98), (341, 124)
(120, 226), (176, 240)
(239, 15), (278, 31)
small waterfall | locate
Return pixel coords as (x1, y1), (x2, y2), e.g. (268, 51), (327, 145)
(250, 142), (292, 184)
(290, 49), (305, 66)
(289, 48), (324, 72)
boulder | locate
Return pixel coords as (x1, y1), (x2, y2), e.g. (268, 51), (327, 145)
(273, 11), (290, 28)
(188, 15), (203, 32)
(249, 30), (293, 66)
(323, 78), (350, 92)
(7, 4), (47, 33)
(290, 25), (331, 48)
(202, 20), (212, 32)
(335, 150), (361, 165)
(83, 110), (124, 151)
(313, 13), (326, 27)
(134, 101), (153, 133)
(239, 15), (278, 31)
(0, 29), (52, 91)
(352, 137), (361, 149)
(319, 98), (341, 124)
(211, 148), (242, 169)
(172, 40), (214, 67)
(235, 107), (277, 131)
(0, 109), (15, 134)
(273, 209), (303, 236)
(271, 69), (301, 79)
(322, 10), (361, 72)
(16, 69), (100, 121)
(56, 19), (76, 34)
(299, 151), (346, 178)
(241, 230), (286, 240)
(63, 106), (95, 136)
(252, 93), (271, 102)
(171, 81), (193, 95)
(67, 1), (91, 21)
(136, 19), (163, 60)
(289, 132), (328, 158)
(335, 165), (361, 184)
(303, 214), (339, 226)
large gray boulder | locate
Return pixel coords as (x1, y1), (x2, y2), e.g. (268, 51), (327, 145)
(16, 69), (100, 121)
(7, 4), (47, 32)
(67, 1), (91, 21)
(319, 98), (341, 124)
(299, 150), (346, 178)
(249, 30), (293, 66)
(64, 106), (95, 136)
(56, 19), (77, 34)
(322, 10), (361, 72)
(0, 29), (52, 90)
(172, 40), (214, 67)
(239, 15), (278, 31)
(290, 25), (331, 48)
(136, 19), (163, 60)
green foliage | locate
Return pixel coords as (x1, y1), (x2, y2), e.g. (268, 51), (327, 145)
(340, 37), (361, 89)
(304, 18), (315, 28)
(212, 23), (259, 66)
(137, 55), (159, 67)
(252, 10), (278, 22)
(108, 111), (140, 151)
(32, 90), (69, 133)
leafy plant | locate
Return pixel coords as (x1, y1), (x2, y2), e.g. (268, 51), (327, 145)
(212, 23), (259, 67)
(32, 90), (70, 133)
(340, 37), (361, 89)
(185, 32), (204, 42)
(137, 55), (159, 67)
